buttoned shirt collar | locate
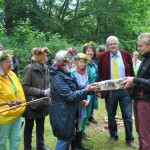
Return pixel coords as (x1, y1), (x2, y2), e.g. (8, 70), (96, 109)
(110, 50), (120, 58)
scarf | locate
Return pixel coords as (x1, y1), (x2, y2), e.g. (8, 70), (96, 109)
(34, 61), (45, 72)
(76, 68), (85, 74)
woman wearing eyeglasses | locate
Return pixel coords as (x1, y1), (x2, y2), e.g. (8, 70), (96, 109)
(0, 50), (26, 150)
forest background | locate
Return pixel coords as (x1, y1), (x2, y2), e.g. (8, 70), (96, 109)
(0, 0), (150, 76)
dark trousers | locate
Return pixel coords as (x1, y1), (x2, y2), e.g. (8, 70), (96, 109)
(24, 117), (45, 150)
(134, 100), (150, 150)
(105, 90), (134, 141)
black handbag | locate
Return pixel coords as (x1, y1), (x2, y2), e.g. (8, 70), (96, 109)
(30, 97), (50, 111)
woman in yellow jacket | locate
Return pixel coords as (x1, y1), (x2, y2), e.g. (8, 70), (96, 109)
(0, 50), (26, 150)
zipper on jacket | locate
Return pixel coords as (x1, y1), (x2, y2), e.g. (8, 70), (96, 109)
(140, 88), (143, 96)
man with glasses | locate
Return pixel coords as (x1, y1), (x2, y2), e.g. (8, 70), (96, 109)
(98, 36), (136, 149)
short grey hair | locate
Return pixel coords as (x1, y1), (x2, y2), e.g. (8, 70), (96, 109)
(54, 50), (71, 73)
(106, 36), (119, 44)
(0, 61), (4, 75)
(96, 45), (107, 52)
(138, 33), (150, 45)
(55, 50), (67, 63)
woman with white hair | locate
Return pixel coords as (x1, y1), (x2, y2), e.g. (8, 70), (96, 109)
(0, 50), (26, 150)
(132, 51), (141, 75)
(49, 49), (98, 150)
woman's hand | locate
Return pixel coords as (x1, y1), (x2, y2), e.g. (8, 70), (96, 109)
(16, 99), (22, 105)
(97, 92), (101, 98)
(44, 89), (50, 96)
(81, 100), (87, 106)
(121, 77), (134, 89)
(84, 100), (90, 107)
(9, 99), (22, 107)
(81, 100), (90, 107)
(86, 84), (99, 91)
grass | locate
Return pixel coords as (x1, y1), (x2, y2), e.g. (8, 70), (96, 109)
(18, 99), (138, 150)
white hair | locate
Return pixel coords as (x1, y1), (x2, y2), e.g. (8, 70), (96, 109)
(133, 51), (139, 56)
(0, 61), (4, 75)
(55, 50), (67, 63)
(54, 50), (71, 73)
(0, 51), (5, 75)
(106, 36), (119, 44)
(0, 57), (13, 76)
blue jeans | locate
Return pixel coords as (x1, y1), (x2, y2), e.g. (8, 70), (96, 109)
(55, 139), (70, 150)
(105, 90), (134, 141)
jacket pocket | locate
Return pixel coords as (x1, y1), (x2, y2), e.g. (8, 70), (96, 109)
(50, 103), (75, 140)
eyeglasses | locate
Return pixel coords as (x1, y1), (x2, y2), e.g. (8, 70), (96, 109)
(5, 60), (13, 64)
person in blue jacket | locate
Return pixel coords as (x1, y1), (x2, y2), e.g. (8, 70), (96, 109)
(49, 48), (98, 150)
(71, 53), (91, 150)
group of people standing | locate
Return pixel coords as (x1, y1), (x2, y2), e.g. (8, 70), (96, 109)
(0, 47), (51, 150)
(0, 32), (150, 150)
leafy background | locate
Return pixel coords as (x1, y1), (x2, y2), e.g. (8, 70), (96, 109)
(0, 0), (150, 75)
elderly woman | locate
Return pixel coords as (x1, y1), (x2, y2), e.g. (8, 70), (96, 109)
(132, 51), (141, 75)
(49, 49), (98, 150)
(22, 47), (50, 150)
(0, 50), (26, 150)
(123, 33), (150, 150)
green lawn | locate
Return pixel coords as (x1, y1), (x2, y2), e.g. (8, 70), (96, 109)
(18, 99), (138, 150)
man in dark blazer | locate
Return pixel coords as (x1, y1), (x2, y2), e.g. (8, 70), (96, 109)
(98, 36), (136, 148)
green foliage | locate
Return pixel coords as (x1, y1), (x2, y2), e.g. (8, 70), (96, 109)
(0, 0), (150, 73)
(0, 25), (81, 78)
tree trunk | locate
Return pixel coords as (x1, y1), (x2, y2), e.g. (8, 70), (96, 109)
(47, 0), (54, 18)
(95, 15), (101, 35)
(58, 0), (71, 24)
(4, 0), (14, 36)
(104, 0), (109, 41)
(72, 0), (80, 38)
